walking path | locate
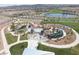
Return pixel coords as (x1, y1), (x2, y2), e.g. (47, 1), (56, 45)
(40, 29), (79, 48)
(0, 31), (4, 51)
(8, 27), (79, 55)
(9, 40), (28, 48)
(0, 26), (28, 54)
(0, 24), (79, 55)
(0, 27), (11, 54)
(23, 34), (55, 55)
(17, 34), (21, 42)
(0, 19), (12, 54)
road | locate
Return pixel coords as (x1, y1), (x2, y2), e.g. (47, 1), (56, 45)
(0, 20), (9, 51)
(0, 31), (4, 51)
(0, 19), (12, 54)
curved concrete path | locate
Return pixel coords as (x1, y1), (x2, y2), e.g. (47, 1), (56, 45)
(0, 25), (79, 55)
(9, 40), (28, 48)
(23, 34), (55, 55)
(41, 29), (79, 48)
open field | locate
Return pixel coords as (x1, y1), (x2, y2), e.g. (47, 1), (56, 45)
(48, 9), (63, 14)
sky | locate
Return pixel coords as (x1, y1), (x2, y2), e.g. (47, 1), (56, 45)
(0, 4), (14, 7)
(0, 0), (79, 7)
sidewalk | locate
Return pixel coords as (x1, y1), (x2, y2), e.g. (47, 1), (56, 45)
(1, 27), (11, 54)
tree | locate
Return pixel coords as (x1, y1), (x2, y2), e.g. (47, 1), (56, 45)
(11, 23), (16, 31)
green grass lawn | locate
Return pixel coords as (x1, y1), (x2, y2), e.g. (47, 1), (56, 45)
(41, 18), (79, 33)
(37, 43), (79, 55)
(10, 42), (28, 55)
(43, 17), (79, 22)
(48, 9), (63, 14)
(43, 21), (79, 33)
(5, 33), (17, 44)
(20, 33), (28, 40)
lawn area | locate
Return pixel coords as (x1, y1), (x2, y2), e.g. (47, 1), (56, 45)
(20, 33), (28, 40)
(10, 42), (28, 55)
(42, 17), (79, 24)
(41, 18), (79, 33)
(5, 33), (17, 44)
(37, 43), (79, 55)
(48, 9), (63, 14)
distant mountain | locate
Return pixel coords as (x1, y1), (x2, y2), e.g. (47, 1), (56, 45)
(0, 4), (79, 9)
